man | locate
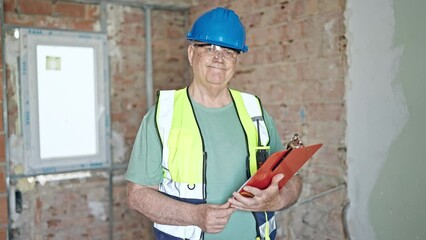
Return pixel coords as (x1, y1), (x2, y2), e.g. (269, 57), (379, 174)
(125, 7), (302, 240)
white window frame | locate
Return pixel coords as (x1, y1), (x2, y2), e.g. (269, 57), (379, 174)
(19, 28), (110, 174)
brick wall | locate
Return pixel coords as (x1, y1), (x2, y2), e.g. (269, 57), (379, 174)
(0, 0), (348, 239)
(190, 0), (348, 239)
(0, 0), (190, 239)
(107, 5), (188, 163)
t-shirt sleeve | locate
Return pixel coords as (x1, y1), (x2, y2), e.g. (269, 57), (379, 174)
(124, 106), (164, 186)
(263, 109), (285, 154)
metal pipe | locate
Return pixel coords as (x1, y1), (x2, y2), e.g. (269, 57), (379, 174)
(98, 2), (114, 239)
(108, 168), (114, 240)
(291, 183), (346, 208)
(144, 6), (153, 110)
(9, 163), (128, 179)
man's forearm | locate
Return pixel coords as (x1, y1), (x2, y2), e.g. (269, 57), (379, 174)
(278, 174), (303, 210)
(127, 182), (200, 226)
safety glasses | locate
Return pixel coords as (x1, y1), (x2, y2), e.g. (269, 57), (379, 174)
(192, 43), (239, 60)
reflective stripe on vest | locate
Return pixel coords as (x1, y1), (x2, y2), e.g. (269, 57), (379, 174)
(156, 89), (205, 201)
(155, 88), (275, 239)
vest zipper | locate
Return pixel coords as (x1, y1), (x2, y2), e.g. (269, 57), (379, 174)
(202, 151), (207, 200)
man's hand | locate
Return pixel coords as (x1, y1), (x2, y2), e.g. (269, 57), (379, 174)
(228, 174), (284, 212)
(127, 182), (235, 232)
(194, 202), (235, 233)
(228, 174), (302, 212)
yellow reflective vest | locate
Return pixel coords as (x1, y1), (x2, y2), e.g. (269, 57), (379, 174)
(154, 88), (276, 240)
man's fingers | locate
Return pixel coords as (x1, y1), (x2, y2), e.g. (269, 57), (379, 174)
(201, 203), (236, 233)
(227, 174), (286, 212)
(218, 202), (231, 209)
(271, 173), (284, 186)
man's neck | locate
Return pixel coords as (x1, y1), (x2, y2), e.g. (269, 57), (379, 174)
(188, 83), (232, 108)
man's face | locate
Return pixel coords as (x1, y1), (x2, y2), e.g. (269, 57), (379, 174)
(188, 43), (239, 88)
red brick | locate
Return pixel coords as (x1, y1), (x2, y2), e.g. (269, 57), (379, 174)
(120, 24), (145, 41)
(18, 0), (54, 16)
(291, 0), (306, 19)
(0, 196), (7, 225)
(309, 121), (346, 144)
(267, 2), (292, 24)
(3, 0), (17, 12)
(248, 26), (284, 47)
(123, 9), (144, 23)
(54, 2), (86, 18)
(315, 144), (346, 167)
(0, 228), (6, 240)
(318, 79), (345, 102)
(0, 106), (3, 133)
(0, 167), (5, 193)
(73, 19), (99, 32)
(0, 135), (4, 163)
(0, 70), (3, 101)
(290, 0), (319, 19)
(241, 11), (262, 29)
(304, 102), (344, 121)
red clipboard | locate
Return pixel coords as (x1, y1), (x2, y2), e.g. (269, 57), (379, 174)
(238, 143), (323, 198)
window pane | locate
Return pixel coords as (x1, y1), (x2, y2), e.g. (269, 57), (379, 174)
(36, 45), (98, 159)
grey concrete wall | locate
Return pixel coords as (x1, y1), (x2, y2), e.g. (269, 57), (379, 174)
(346, 0), (426, 239)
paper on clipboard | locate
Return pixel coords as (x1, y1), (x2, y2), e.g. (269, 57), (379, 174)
(238, 143), (323, 198)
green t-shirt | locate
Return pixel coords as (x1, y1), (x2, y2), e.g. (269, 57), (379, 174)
(125, 99), (284, 240)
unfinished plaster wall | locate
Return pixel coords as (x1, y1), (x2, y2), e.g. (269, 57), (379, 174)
(346, 0), (426, 239)
(190, 1), (348, 239)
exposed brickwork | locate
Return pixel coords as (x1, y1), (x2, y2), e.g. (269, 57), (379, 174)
(190, 0), (348, 239)
(112, 171), (154, 240)
(0, 0), (347, 239)
(0, 228), (6, 240)
(17, 0), (55, 16)
(0, 196), (7, 225)
(10, 176), (110, 239)
(107, 4), (147, 160)
(0, 167), (5, 193)
(277, 186), (347, 239)
(1, 0), (190, 239)
(152, 9), (189, 92)
(4, 0), (100, 31)
(0, 136), (4, 164)
(107, 4), (188, 163)
(0, 107), (3, 133)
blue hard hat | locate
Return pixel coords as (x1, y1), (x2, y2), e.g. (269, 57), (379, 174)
(187, 7), (248, 53)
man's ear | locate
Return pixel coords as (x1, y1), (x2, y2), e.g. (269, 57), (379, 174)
(188, 45), (194, 66)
